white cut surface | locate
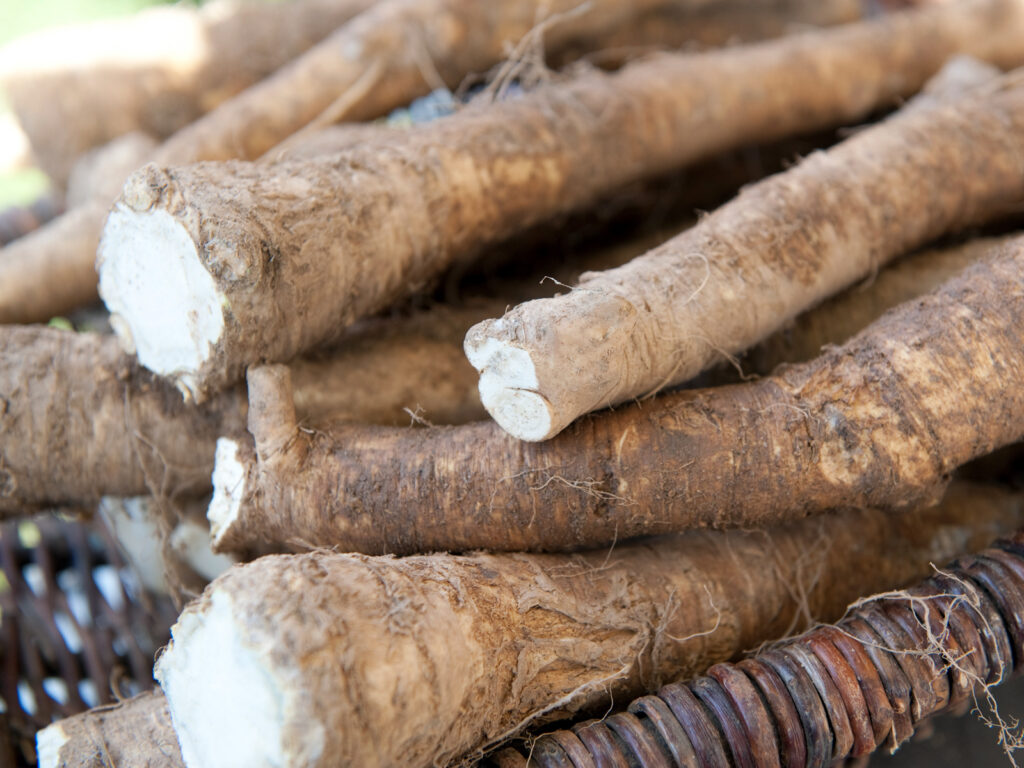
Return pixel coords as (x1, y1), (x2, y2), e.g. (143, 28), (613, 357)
(208, 438), (246, 547)
(99, 496), (168, 594)
(465, 336), (554, 442)
(157, 590), (300, 768)
(35, 722), (68, 768)
(171, 519), (236, 582)
(98, 204), (224, 400)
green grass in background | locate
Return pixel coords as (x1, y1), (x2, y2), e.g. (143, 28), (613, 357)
(0, 0), (190, 207)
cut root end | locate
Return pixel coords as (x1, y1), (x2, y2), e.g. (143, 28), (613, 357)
(155, 590), (307, 768)
(465, 334), (558, 442)
(97, 203), (224, 400)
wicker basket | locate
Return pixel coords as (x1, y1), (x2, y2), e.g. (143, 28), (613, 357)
(0, 515), (177, 767)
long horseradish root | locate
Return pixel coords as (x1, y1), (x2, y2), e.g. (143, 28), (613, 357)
(36, 691), (184, 768)
(211, 237), (1024, 556)
(157, 484), (1024, 768)
(0, 0), (868, 325)
(490, 531), (1024, 767)
(465, 67), (1024, 441)
(98, 0), (1024, 400)
(0, 306), (488, 518)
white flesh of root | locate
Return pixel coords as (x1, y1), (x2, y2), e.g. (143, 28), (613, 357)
(156, 590), (325, 768)
(35, 723), (68, 768)
(463, 332), (554, 442)
(208, 437), (246, 549)
(97, 205), (224, 401)
(171, 519), (236, 582)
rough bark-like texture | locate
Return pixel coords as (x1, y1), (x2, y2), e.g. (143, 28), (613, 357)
(0, 0), (375, 186)
(0, 0), (907, 327)
(214, 238), (1024, 556)
(35, 691), (184, 768)
(466, 66), (1024, 440)
(0, 295), (542, 517)
(164, 483), (1024, 768)
(0, 327), (245, 517)
(740, 234), (1018, 376)
(101, 0), (1024, 400)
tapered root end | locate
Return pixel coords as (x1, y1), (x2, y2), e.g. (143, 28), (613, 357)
(97, 203), (224, 401)
(464, 332), (559, 442)
(35, 723), (68, 768)
(208, 438), (247, 551)
(156, 590), (318, 768)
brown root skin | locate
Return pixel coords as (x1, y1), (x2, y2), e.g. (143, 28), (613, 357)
(0, 327), (245, 518)
(164, 483), (1024, 768)
(213, 239), (1024, 556)
(0, 0), (375, 186)
(466, 64), (1024, 441)
(0, 0), (913, 328)
(36, 690), (184, 768)
(102, 0), (1024, 401)
(554, 0), (864, 69)
(145, 0), (704, 168)
(739, 233), (1020, 377)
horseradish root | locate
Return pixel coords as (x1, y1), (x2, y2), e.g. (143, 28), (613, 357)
(0, 0), (865, 325)
(162, 483), (1023, 768)
(36, 690), (184, 768)
(99, 0), (1024, 400)
(0, 327), (244, 517)
(742, 234), (1020, 376)
(465, 65), (1024, 440)
(211, 237), (1024, 555)
(0, 201), (109, 324)
(490, 529), (1024, 766)
(0, 300), (504, 517)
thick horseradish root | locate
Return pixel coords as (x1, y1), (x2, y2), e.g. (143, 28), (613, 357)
(159, 483), (1024, 768)
(0, 0), (375, 185)
(490, 529), (1024, 766)
(0, 0), (866, 325)
(98, 0), (1024, 400)
(35, 690), (184, 768)
(211, 237), (1024, 555)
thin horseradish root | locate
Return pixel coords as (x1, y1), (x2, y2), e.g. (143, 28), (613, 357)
(98, 0), (1024, 400)
(465, 68), (1024, 441)
(210, 238), (1024, 556)
(158, 483), (1024, 768)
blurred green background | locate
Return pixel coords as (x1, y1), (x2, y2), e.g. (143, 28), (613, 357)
(0, 0), (195, 207)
